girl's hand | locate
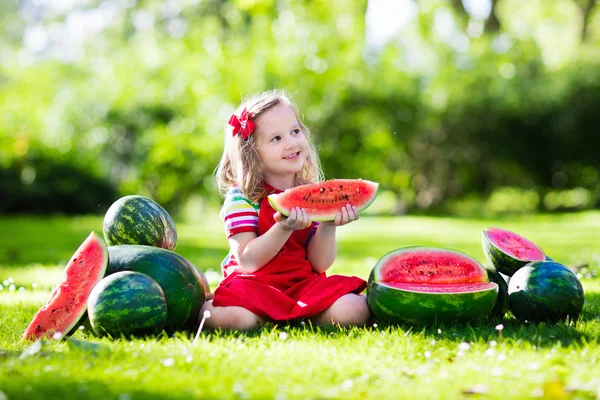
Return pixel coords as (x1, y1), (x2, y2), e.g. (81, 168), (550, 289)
(274, 207), (312, 231)
(326, 204), (359, 227)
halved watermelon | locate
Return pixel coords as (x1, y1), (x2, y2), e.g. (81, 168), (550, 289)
(367, 247), (498, 325)
(482, 227), (546, 276)
(267, 179), (379, 222)
(22, 232), (108, 341)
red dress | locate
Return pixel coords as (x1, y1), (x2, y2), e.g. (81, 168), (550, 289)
(212, 185), (367, 321)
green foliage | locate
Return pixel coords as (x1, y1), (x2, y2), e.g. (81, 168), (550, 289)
(0, 0), (599, 214)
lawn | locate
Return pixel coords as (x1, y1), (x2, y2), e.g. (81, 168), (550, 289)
(1, 212), (599, 399)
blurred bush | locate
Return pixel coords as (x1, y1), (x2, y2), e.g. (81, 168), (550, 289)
(0, 149), (117, 214)
(0, 0), (599, 215)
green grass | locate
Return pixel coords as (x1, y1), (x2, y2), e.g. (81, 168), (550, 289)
(1, 212), (600, 399)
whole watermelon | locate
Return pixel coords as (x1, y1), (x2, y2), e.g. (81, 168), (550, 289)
(88, 271), (168, 338)
(107, 245), (207, 332)
(103, 195), (177, 250)
(508, 261), (584, 323)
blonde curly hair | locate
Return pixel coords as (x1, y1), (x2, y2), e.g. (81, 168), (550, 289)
(216, 90), (323, 203)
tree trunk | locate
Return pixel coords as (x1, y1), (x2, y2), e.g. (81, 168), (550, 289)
(580, 0), (597, 42)
(485, 0), (501, 32)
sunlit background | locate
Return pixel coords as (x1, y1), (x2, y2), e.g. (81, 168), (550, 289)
(1, 0), (599, 217)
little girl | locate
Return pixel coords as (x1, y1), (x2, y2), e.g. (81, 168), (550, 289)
(201, 89), (369, 330)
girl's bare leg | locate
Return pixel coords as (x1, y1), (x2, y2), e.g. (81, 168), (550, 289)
(200, 300), (265, 331)
(310, 293), (370, 327)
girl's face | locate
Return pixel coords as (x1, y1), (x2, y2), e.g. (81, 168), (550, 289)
(254, 102), (309, 187)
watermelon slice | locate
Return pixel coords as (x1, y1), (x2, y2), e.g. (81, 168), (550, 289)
(22, 232), (108, 341)
(482, 227), (546, 276)
(367, 247), (498, 325)
(267, 179), (379, 222)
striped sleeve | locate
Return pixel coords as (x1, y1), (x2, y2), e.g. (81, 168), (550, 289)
(219, 187), (260, 239)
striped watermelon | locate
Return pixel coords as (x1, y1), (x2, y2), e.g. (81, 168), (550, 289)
(367, 247), (498, 325)
(87, 271), (168, 337)
(22, 232), (108, 341)
(268, 179), (379, 222)
(107, 245), (207, 332)
(103, 195), (177, 250)
(508, 261), (584, 323)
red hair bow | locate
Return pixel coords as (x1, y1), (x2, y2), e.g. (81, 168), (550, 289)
(228, 108), (255, 139)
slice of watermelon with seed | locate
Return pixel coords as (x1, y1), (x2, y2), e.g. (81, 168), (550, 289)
(22, 232), (108, 341)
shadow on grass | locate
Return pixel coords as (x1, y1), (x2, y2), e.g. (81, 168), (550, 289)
(364, 292), (600, 348)
(0, 378), (202, 400)
(198, 292), (600, 348)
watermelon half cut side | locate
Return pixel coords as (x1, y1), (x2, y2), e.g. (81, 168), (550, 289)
(482, 227), (546, 277)
(367, 247), (498, 325)
(22, 232), (108, 341)
(267, 179), (379, 222)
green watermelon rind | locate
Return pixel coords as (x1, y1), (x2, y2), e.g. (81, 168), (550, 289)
(485, 266), (509, 319)
(367, 279), (498, 325)
(103, 195), (178, 251)
(267, 179), (379, 222)
(88, 271), (168, 338)
(22, 232), (109, 341)
(482, 228), (546, 277)
(107, 245), (206, 332)
(508, 261), (585, 324)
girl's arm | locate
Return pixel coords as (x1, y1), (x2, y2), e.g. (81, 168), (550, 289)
(307, 205), (359, 273)
(230, 207), (311, 273)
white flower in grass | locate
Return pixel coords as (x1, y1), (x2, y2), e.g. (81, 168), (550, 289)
(424, 350), (432, 359)
(484, 348), (496, 357)
(279, 332), (288, 340)
(495, 324), (504, 331)
(162, 358), (175, 367)
(528, 362), (540, 371)
(52, 332), (63, 340)
(489, 340), (498, 347)
(341, 379), (354, 390)
(530, 387), (544, 398)
(458, 342), (471, 351)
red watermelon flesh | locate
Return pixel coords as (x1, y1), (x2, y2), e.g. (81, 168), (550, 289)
(485, 227), (545, 261)
(22, 232), (108, 341)
(267, 179), (379, 222)
(377, 248), (489, 285)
